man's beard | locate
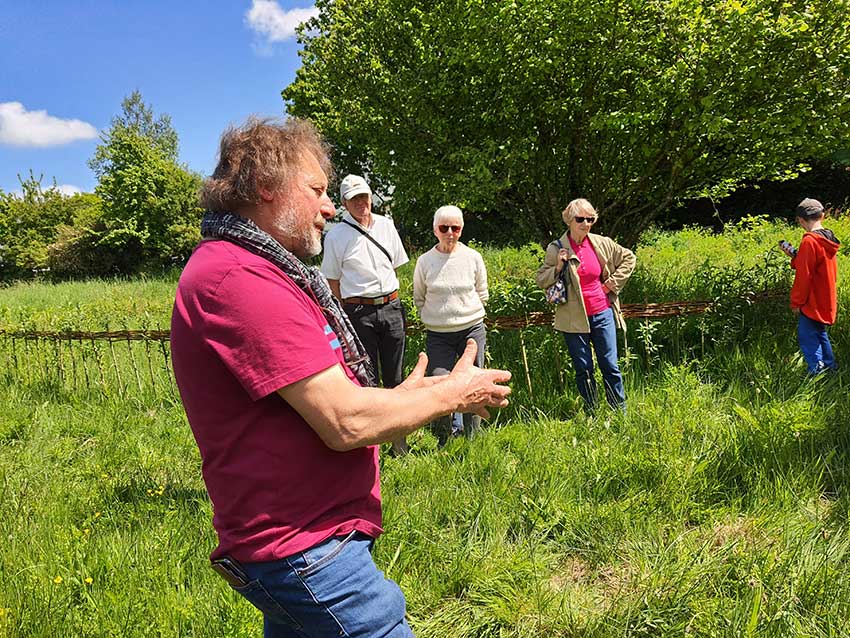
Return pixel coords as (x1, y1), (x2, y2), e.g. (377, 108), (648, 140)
(272, 204), (323, 259)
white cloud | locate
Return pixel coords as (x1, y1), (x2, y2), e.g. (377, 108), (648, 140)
(56, 184), (83, 196)
(245, 0), (318, 44)
(0, 102), (98, 147)
(5, 184), (83, 198)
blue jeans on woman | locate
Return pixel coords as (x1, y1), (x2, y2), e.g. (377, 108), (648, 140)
(563, 307), (626, 411)
(798, 312), (836, 375)
(232, 531), (413, 637)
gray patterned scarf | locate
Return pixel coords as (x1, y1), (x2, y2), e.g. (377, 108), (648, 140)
(200, 211), (376, 387)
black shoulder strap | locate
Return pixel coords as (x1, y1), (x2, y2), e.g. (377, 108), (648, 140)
(341, 219), (393, 264)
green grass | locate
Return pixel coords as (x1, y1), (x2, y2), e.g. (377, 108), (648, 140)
(0, 331), (848, 636)
(1, 218), (849, 636)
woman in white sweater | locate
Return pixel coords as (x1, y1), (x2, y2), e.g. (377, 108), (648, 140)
(413, 205), (489, 445)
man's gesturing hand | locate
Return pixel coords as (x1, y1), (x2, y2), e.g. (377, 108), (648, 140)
(446, 339), (512, 418)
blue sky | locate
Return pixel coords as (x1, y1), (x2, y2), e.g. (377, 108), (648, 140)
(0, 1), (317, 195)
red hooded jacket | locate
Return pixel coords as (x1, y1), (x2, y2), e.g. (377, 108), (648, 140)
(790, 230), (840, 325)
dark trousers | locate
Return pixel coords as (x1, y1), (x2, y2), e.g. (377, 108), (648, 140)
(425, 322), (486, 444)
(344, 297), (406, 389)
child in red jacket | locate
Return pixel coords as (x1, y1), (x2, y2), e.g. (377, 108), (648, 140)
(782, 198), (840, 375)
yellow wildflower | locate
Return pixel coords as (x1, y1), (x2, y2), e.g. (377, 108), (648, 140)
(53, 576), (63, 584)
(84, 577), (93, 585)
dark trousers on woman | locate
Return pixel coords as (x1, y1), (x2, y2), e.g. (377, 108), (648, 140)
(562, 307), (626, 411)
(425, 322), (486, 445)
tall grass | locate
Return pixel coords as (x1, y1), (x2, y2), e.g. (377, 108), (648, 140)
(1, 341), (847, 636)
(1, 217), (849, 636)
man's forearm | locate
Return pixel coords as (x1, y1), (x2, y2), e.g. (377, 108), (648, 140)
(279, 367), (458, 451)
(278, 343), (510, 452)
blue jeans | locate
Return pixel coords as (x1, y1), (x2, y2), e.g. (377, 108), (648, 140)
(233, 531), (413, 637)
(798, 312), (836, 375)
(563, 307), (626, 411)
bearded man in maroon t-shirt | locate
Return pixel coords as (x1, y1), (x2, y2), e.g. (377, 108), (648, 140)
(170, 117), (511, 638)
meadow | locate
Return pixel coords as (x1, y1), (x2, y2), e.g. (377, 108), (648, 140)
(0, 216), (848, 637)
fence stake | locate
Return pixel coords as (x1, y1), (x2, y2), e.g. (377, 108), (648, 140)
(143, 337), (157, 388)
(10, 334), (19, 378)
(67, 337), (78, 392)
(78, 337), (91, 393)
(54, 338), (64, 388)
(158, 340), (177, 398)
(107, 339), (125, 398)
(125, 334), (143, 394)
(93, 340), (107, 390)
(519, 329), (534, 399)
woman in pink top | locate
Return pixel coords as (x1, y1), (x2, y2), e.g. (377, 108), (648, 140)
(536, 199), (636, 411)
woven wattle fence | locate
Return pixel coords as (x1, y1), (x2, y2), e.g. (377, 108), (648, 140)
(0, 300), (713, 343)
(487, 300), (711, 331)
(0, 294), (781, 398)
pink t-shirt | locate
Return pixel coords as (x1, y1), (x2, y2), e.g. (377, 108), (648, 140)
(569, 236), (611, 316)
(171, 240), (382, 562)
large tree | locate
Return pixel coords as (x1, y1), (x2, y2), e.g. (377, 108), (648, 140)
(285, 0), (850, 245)
(81, 92), (202, 272)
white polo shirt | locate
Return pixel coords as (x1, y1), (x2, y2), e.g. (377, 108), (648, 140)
(321, 211), (409, 299)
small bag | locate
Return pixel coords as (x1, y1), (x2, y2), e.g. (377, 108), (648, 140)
(545, 239), (569, 304)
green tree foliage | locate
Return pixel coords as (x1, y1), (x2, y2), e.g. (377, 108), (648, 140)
(0, 174), (102, 279)
(56, 92), (203, 276)
(285, 0), (850, 245)
(88, 90), (179, 175)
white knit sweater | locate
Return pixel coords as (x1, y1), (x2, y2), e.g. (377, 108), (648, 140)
(413, 243), (489, 332)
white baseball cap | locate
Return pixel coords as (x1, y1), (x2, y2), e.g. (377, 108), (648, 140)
(339, 174), (372, 201)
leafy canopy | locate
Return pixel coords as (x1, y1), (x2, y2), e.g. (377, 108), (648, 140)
(285, 0), (850, 245)
(72, 92), (202, 274)
(0, 174), (101, 278)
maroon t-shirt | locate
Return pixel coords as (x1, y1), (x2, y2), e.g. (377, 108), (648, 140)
(171, 240), (382, 562)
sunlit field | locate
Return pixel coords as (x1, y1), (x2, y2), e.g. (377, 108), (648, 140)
(1, 216), (848, 637)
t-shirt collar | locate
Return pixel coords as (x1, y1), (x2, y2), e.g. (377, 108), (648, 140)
(342, 210), (373, 230)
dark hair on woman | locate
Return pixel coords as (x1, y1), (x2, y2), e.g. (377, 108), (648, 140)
(200, 117), (333, 211)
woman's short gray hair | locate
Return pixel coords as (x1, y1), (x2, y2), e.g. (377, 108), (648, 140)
(433, 205), (464, 228)
(562, 198), (597, 224)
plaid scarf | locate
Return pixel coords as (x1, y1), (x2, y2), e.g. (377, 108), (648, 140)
(200, 211), (376, 387)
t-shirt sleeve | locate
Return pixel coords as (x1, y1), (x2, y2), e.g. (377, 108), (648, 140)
(202, 263), (342, 401)
(320, 230), (344, 280)
(389, 221), (409, 268)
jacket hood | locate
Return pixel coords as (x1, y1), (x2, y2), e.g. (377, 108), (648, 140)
(809, 229), (840, 257)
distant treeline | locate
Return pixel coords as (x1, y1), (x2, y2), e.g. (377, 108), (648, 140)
(0, 92), (202, 281)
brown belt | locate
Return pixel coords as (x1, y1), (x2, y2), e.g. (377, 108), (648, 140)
(343, 290), (399, 306)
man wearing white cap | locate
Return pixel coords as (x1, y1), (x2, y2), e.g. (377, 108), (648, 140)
(322, 174), (410, 454)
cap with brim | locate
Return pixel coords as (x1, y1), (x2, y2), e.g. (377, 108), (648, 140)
(340, 174), (372, 201)
(796, 198), (824, 218)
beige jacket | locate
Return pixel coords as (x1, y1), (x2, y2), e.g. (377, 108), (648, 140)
(535, 231), (636, 333)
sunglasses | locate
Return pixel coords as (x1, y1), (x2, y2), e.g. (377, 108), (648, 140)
(438, 224), (462, 233)
(574, 216), (597, 224)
